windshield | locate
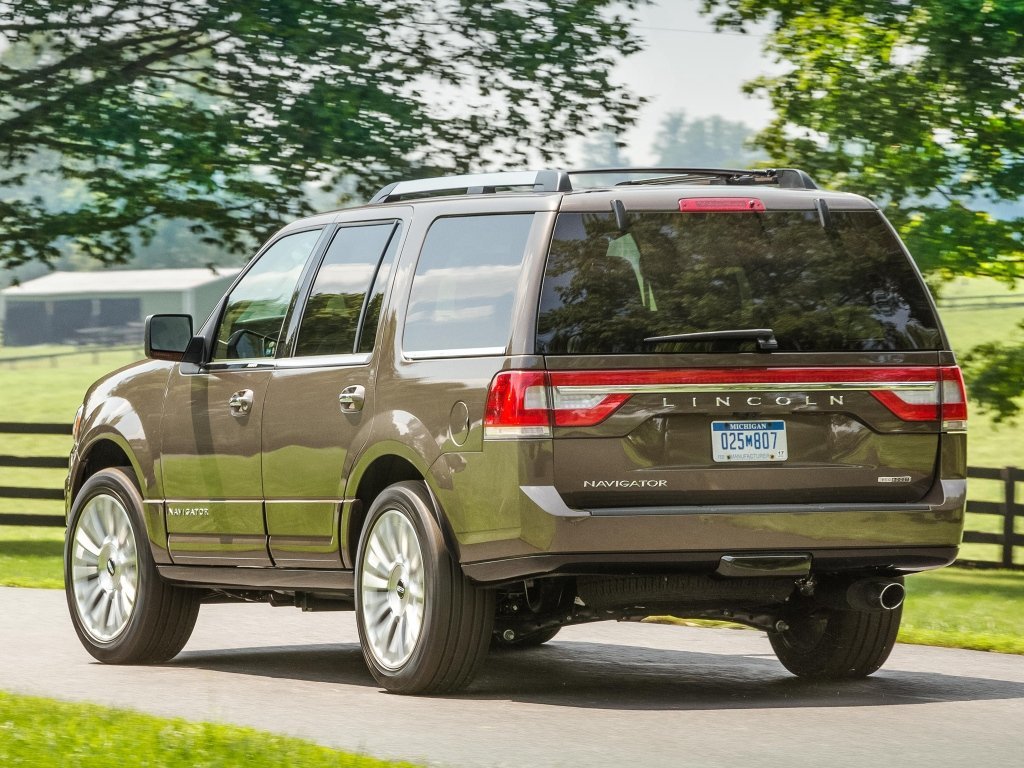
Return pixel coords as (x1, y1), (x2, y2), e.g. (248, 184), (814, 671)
(536, 209), (942, 355)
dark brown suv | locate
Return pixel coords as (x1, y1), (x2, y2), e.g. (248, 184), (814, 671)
(64, 168), (967, 694)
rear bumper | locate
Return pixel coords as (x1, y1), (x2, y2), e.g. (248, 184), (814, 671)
(432, 456), (965, 584)
(462, 546), (959, 584)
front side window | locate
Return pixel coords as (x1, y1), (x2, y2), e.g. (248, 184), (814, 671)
(537, 210), (941, 354)
(404, 214), (534, 355)
(294, 223), (398, 357)
(214, 229), (322, 360)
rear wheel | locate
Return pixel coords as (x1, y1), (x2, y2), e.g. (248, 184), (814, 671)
(355, 481), (494, 694)
(769, 599), (902, 679)
(65, 467), (200, 663)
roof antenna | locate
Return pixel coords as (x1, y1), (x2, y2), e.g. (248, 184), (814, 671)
(611, 198), (629, 232)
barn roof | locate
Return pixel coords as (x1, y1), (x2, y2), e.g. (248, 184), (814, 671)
(1, 268), (240, 298)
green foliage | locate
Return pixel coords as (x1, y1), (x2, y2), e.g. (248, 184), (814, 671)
(0, 691), (420, 767)
(963, 320), (1024, 422)
(0, 0), (648, 269)
(700, 0), (1024, 421)
(699, 0), (1024, 281)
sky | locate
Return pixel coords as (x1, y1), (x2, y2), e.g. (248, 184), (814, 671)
(593, 1), (779, 164)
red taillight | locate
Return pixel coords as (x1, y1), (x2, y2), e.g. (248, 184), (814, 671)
(868, 366), (967, 429)
(941, 366), (968, 428)
(483, 366), (967, 440)
(548, 379), (630, 427)
(483, 370), (630, 439)
(483, 371), (551, 439)
(679, 197), (766, 212)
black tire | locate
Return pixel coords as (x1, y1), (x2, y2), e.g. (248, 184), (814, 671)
(355, 481), (494, 694)
(492, 626), (561, 649)
(64, 467), (200, 664)
(769, 598), (903, 680)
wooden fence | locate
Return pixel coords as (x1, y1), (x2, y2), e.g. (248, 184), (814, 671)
(0, 421), (69, 527)
(1, 422), (1022, 570)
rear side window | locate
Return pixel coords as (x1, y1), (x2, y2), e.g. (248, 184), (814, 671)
(404, 214), (533, 355)
(536, 210), (941, 354)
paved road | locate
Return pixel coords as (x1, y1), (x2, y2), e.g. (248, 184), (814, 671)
(2, 586), (1023, 767)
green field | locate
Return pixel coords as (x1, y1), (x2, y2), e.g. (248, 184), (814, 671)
(0, 691), (418, 768)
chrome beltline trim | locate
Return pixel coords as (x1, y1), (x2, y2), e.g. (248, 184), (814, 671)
(555, 381), (935, 395)
(164, 498), (354, 504)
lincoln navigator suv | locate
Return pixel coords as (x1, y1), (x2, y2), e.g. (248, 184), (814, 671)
(64, 168), (967, 694)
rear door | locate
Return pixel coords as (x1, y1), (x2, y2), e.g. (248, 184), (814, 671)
(261, 219), (403, 567)
(535, 195), (964, 510)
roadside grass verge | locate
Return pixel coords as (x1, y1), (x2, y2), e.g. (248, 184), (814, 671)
(0, 691), (420, 768)
(900, 568), (1024, 654)
(0, 526), (64, 588)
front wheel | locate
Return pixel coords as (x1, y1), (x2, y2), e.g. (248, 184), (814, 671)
(65, 467), (200, 664)
(769, 595), (902, 680)
(355, 481), (494, 694)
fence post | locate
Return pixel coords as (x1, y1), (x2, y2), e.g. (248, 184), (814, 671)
(1001, 466), (1016, 569)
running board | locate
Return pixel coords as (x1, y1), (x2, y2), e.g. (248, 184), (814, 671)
(157, 565), (354, 593)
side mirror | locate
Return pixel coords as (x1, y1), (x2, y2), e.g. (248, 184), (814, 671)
(145, 314), (194, 362)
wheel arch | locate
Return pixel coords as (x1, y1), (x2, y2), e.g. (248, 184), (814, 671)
(70, 433), (140, 506)
(344, 443), (461, 567)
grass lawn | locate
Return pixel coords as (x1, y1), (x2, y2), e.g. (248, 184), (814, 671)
(0, 691), (419, 768)
(900, 568), (1024, 654)
(0, 526), (64, 588)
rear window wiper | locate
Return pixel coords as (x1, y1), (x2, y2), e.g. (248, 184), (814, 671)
(644, 328), (779, 352)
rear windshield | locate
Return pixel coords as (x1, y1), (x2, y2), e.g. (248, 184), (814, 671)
(536, 209), (942, 354)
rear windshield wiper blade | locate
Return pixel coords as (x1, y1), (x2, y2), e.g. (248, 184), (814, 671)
(644, 328), (779, 351)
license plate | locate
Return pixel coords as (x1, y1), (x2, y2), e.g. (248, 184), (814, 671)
(711, 420), (788, 462)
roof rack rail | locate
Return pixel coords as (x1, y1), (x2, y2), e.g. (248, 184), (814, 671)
(369, 170), (572, 204)
(569, 167), (819, 190)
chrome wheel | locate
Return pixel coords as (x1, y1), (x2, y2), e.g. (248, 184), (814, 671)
(69, 492), (139, 643)
(358, 508), (426, 670)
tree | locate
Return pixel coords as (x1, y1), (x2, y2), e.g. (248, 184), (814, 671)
(700, 0), (1023, 280)
(0, 0), (646, 269)
(652, 111), (766, 168)
(701, 0), (1024, 420)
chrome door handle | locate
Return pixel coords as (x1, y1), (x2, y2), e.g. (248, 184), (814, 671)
(339, 385), (366, 413)
(228, 389), (254, 416)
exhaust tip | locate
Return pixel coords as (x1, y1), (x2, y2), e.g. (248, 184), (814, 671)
(878, 581), (906, 611)
(845, 579), (906, 611)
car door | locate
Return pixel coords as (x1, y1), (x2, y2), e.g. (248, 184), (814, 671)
(161, 227), (325, 566)
(262, 219), (403, 567)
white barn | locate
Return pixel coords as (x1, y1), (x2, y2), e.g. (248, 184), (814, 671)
(0, 268), (238, 347)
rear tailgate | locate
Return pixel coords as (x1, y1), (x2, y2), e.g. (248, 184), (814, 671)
(535, 192), (963, 511)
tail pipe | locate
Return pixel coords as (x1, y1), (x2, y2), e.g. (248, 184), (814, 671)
(844, 579), (906, 612)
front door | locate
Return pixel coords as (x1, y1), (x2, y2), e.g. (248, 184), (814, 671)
(161, 227), (324, 565)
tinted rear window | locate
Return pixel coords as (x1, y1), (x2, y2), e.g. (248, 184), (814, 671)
(536, 210), (941, 354)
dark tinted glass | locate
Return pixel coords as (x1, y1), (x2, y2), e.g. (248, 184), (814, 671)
(404, 214), (533, 354)
(356, 224), (402, 353)
(295, 223), (396, 357)
(214, 228), (321, 360)
(537, 210), (941, 354)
